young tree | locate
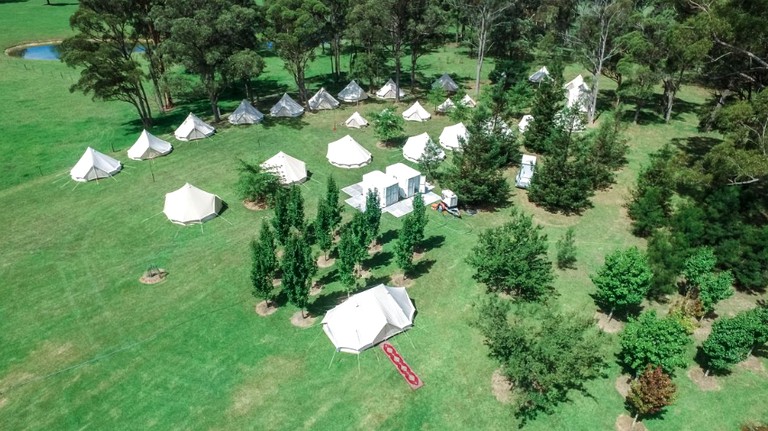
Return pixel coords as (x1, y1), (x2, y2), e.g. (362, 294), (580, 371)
(427, 86), (447, 113)
(286, 186), (305, 232)
(591, 247), (653, 320)
(467, 209), (554, 300)
(683, 247), (734, 314)
(324, 176), (342, 232)
(584, 115), (628, 190)
(409, 193), (427, 247)
(363, 190), (381, 245)
(223, 49), (265, 103)
(394, 215), (417, 276)
(627, 144), (677, 237)
(556, 228), (577, 270)
(474, 297), (607, 422)
(405, 0), (445, 89)
(336, 214), (369, 294)
(281, 232), (317, 317)
(524, 63), (564, 154)
(271, 189), (291, 245)
(701, 313), (756, 375)
(618, 310), (691, 376)
(59, 0), (155, 128)
(626, 365), (677, 427)
(418, 138), (444, 182)
(265, 0), (328, 104)
(250, 223), (279, 307)
(315, 201), (333, 260)
(236, 160), (281, 206)
(371, 108), (405, 146)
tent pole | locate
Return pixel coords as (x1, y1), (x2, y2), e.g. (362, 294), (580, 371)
(328, 350), (337, 369)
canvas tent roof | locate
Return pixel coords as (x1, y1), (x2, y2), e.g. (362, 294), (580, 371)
(261, 151), (307, 185)
(270, 93), (304, 117)
(483, 117), (513, 137)
(518, 115), (534, 133)
(308, 87), (340, 110)
(460, 94), (476, 107)
(70, 147), (122, 182)
(433, 73), (459, 92)
(327, 135), (371, 168)
(403, 132), (444, 163)
(564, 75), (590, 111)
(436, 98), (456, 113)
(163, 183), (222, 226)
(127, 130), (172, 160)
(376, 79), (405, 99)
(515, 154), (537, 189)
(337, 80), (368, 102)
(528, 66), (550, 83)
(439, 122), (469, 151)
(402, 101), (431, 122)
(229, 100), (264, 125)
(174, 112), (215, 141)
(321, 284), (415, 354)
(344, 111), (369, 129)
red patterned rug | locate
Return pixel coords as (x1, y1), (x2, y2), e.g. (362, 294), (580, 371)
(381, 341), (423, 390)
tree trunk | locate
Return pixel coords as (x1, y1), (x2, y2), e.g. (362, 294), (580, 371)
(607, 307), (614, 322)
(297, 68), (308, 105)
(395, 52), (402, 103)
(634, 100), (642, 124)
(245, 80), (253, 104)
(410, 49), (418, 91)
(663, 82), (675, 123)
(632, 414), (638, 429)
(474, 16), (487, 97)
(705, 368), (710, 376)
(333, 34), (341, 81)
(704, 90), (729, 132)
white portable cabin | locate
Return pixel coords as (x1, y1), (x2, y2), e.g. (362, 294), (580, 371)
(361, 170), (400, 208)
(338, 80), (368, 102)
(515, 154), (537, 189)
(385, 163), (421, 198)
(376, 79), (405, 100)
(442, 189), (458, 208)
(308, 87), (340, 110)
(174, 113), (215, 141)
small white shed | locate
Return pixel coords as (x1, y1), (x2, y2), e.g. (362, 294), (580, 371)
(362, 170), (400, 208)
(385, 163), (421, 199)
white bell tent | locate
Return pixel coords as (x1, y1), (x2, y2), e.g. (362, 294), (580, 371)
(174, 113), (215, 141)
(326, 135), (372, 168)
(70, 147), (122, 182)
(228, 100), (264, 125)
(459, 94), (476, 108)
(564, 75), (590, 112)
(376, 79), (405, 100)
(518, 115), (534, 133)
(432, 73), (459, 92)
(385, 163), (421, 198)
(321, 284), (415, 354)
(261, 151), (307, 185)
(127, 130), (172, 160)
(439, 122), (469, 151)
(515, 154), (537, 189)
(163, 183), (222, 226)
(308, 87), (340, 111)
(436, 98), (456, 113)
(528, 66), (550, 83)
(402, 101), (431, 122)
(338, 80), (368, 102)
(270, 93), (304, 117)
(344, 111), (369, 129)
(361, 170), (400, 208)
(403, 132), (444, 163)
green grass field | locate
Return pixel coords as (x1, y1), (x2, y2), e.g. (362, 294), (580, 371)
(1, 2), (766, 430)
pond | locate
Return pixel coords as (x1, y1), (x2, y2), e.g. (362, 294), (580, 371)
(7, 43), (146, 60)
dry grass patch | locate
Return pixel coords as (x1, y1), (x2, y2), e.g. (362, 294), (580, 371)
(254, 301), (278, 317)
(615, 374), (632, 398)
(290, 311), (316, 328)
(595, 311), (625, 334)
(615, 414), (647, 431)
(389, 273), (414, 288)
(687, 366), (721, 391)
(316, 255), (335, 268)
(738, 356), (767, 376)
(491, 369), (515, 405)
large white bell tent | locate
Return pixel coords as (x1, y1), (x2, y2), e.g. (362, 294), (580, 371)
(308, 87), (340, 111)
(163, 183), (222, 226)
(228, 100), (264, 125)
(436, 98), (456, 113)
(402, 101), (431, 122)
(70, 147), (122, 182)
(432, 73), (459, 93)
(270, 93), (304, 117)
(127, 130), (172, 161)
(564, 75), (590, 112)
(376, 79), (405, 100)
(326, 135), (372, 169)
(344, 111), (369, 129)
(402, 132), (444, 163)
(321, 284), (415, 354)
(439, 122), (469, 151)
(261, 151), (307, 185)
(338, 80), (368, 103)
(459, 94), (476, 108)
(174, 112), (215, 141)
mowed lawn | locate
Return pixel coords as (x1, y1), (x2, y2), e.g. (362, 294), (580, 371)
(1, 2), (767, 430)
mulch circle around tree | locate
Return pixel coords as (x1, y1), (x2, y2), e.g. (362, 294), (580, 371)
(389, 273), (414, 288)
(491, 369), (515, 405)
(615, 414), (647, 431)
(368, 243), (383, 255)
(316, 255), (335, 268)
(309, 282), (323, 297)
(139, 268), (168, 285)
(687, 366), (721, 391)
(290, 311), (316, 328)
(738, 355), (767, 376)
(242, 200), (267, 211)
(693, 319), (713, 342)
(594, 311), (625, 334)
(615, 374), (632, 398)
(272, 278), (282, 287)
(254, 301), (278, 317)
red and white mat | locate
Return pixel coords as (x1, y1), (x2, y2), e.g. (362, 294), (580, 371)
(380, 342), (423, 390)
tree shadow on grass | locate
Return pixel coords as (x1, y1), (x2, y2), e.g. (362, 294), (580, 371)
(407, 258), (435, 279)
(316, 269), (339, 286)
(419, 234), (445, 252)
(364, 251), (393, 271)
(308, 289), (348, 316)
(379, 229), (398, 246)
(670, 136), (723, 164)
(251, 78), (289, 102)
(262, 116), (310, 131)
(365, 274), (391, 287)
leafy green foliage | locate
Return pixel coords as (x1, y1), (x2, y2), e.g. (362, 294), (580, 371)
(474, 297), (607, 422)
(683, 247), (717, 287)
(325, 176), (342, 232)
(363, 190), (381, 244)
(409, 193), (427, 246)
(591, 247), (653, 318)
(467, 209), (554, 300)
(287, 185), (305, 232)
(314, 200), (333, 259)
(418, 138), (444, 182)
(427, 86), (446, 112)
(702, 312), (756, 374)
(371, 108), (405, 145)
(556, 227), (577, 270)
(336, 213), (369, 294)
(626, 365), (676, 421)
(584, 116), (628, 190)
(627, 144), (676, 237)
(523, 62), (564, 154)
(236, 159), (281, 205)
(271, 188), (291, 245)
(394, 215), (416, 274)
(250, 223), (279, 305)
(618, 311), (691, 376)
(280, 232), (316, 315)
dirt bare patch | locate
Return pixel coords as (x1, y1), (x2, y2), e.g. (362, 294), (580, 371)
(738, 355), (767, 376)
(139, 268), (168, 285)
(390, 273), (414, 288)
(615, 414), (647, 431)
(290, 311), (316, 328)
(254, 301), (278, 317)
(0, 396), (7, 409)
(615, 374), (632, 398)
(317, 255), (335, 268)
(413, 250), (426, 261)
(687, 366), (721, 391)
(595, 311), (625, 334)
(358, 269), (372, 279)
(693, 318), (712, 342)
(243, 199), (268, 211)
(368, 243), (383, 255)
(310, 282), (323, 297)
(491, 369), (515, 405)
(272, 278), (282, 287)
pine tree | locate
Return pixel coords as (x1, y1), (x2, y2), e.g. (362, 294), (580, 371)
(584, 116), (628, 190)
(281, 232), (316, 317)
(626, 365), (676, 427)
(556, 228), (577, 269)
(250, 223), (279, 307)
(363, 190), (381, 245)
(524, 62), (564, 154)
(337, 225), (358, 294)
